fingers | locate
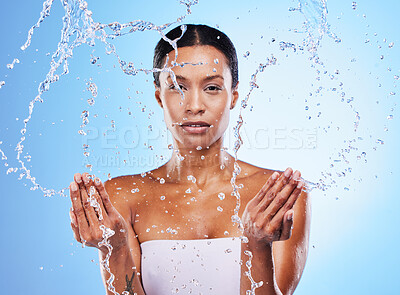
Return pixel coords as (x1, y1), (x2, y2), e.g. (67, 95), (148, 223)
(70, 180), (89, 230)
(82, 173), (107, 220)
(270, 179), (304, 233)
(78, 173), (101, 226)
(280, 210), (294, 240)
(94, 177), (114, 215)
(256, 168), (293, 213)
(265, 169), (301, 217)
(69, 208), (82, 243)
(252, 172), (279, 205)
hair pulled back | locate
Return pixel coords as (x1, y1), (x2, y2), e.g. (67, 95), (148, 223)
(153, 24), (238, 88)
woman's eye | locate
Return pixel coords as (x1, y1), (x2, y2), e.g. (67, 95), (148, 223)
(169, 84), (185, 91)
(205, 85), (222, 92)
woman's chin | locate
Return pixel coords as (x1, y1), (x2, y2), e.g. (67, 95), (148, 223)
(176, 137), (219, 151)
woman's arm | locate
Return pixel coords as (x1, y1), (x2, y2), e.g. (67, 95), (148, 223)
(273, 189), (311, 295)
(69, 173), (145, 295)
(240, 168), (309, 295)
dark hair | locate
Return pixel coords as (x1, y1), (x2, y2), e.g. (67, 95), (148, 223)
(153, 24), (238, 88)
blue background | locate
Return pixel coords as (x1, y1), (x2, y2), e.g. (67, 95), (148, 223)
(0, 0), (399, 294)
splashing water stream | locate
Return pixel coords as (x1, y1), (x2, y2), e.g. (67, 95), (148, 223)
(1, 0), (398, 294)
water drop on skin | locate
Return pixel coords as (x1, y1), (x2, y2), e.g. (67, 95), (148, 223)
(160, 178), (165, 184)
(187, 175), (196, 183)
(218, 192), (225, 200)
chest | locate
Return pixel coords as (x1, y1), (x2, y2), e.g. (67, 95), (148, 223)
(133, 181), (259, 243)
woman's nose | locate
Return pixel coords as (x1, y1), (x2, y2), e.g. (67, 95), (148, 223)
(185, 90), (205, 115)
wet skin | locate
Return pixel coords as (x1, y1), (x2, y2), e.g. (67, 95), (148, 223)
(69, 45), (311, 295)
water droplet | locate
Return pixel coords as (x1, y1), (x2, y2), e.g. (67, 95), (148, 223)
(218, 192), (225, 200)
(168, 144), (173, 150)
(217, 206), (223, 212)
(160, 195), (165, 200)
(243, 51), (250, 58)
(6, 58), (20, 69)
(380, 55), (384, 60)
(214, 58), (219, 64)
(146, 228), (150, 232)
(212, 68), (217, 72)
(387, 114), (393, 120)
(196, 146), (202, 150)
(0, 81), (5, 88)
(187, 175), (196, 183)
(87, 98), (95, 105)
(131, 188), (139, 193)
(352, 2), (357, 10)
(389, 42), (394, 48)
(224, 230), (229, 236)
(160, 178), (165, 184)
(376, 139), (384, 145)
(185, 188), (191, 193)
(141, 172), (147, 177)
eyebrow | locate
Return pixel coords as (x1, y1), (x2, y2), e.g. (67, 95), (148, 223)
(203, 75), (224, 82)
(167, 74), (225, 82)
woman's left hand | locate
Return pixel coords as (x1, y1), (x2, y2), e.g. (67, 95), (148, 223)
(241, 167), (304, 244)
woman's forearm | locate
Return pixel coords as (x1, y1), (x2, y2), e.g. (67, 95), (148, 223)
(99, 246), (146, 295)
(240, 239), (282, 295)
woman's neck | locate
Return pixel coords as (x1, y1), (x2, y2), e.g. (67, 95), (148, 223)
(164, 138), (235, 187)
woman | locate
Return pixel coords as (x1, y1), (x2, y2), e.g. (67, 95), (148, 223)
(69, 24), (311, 295)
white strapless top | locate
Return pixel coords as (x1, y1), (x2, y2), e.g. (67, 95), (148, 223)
(140, 237), (241, 295)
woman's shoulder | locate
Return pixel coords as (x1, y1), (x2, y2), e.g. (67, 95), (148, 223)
(104, 170), (158, 194)
(235, 159), (280, 181)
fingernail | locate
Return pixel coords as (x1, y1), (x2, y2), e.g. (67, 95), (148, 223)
(95, 178), (100, 185)
(83, 176), (89, 184)
(297, 181), (303, 189)
(71, 183), (78, 191)
(287, 211), (294, 221)
(75, 175), (82, 184)
(284, 168), (292, 177)
(271, 172), (279, 180)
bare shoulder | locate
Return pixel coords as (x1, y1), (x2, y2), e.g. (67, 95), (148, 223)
(103, 173), (153, 218)
(236, 159), (277, 183)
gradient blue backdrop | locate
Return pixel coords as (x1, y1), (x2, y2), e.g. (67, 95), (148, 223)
(0, 0), (399, 294)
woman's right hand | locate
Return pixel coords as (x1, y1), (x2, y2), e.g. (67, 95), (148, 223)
(69, 172), (130, 254)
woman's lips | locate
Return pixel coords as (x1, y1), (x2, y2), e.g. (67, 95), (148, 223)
(181, 121), (211, 134)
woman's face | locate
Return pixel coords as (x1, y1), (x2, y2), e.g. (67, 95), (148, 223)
(155, 45), (239, 150)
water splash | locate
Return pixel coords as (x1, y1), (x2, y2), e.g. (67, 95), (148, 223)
(98, 224), (118, 295)
(6, 58), (20, 69)
(229, 0), (343, 292)
(0, 0), (199, 197)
